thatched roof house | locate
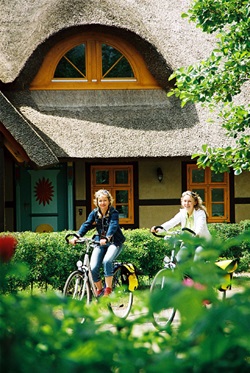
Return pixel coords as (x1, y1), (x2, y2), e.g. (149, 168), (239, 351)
(0, 0), (249, 232)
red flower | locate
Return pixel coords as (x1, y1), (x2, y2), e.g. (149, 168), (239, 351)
(0, 235), (17, 263)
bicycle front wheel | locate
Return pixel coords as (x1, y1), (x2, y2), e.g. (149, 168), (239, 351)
(63, 270), (91, 305)
(109, 266), (133, 319)
(150, 268), (176, 330)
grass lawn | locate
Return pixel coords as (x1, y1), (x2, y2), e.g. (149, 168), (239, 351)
(232, 272), (250, 290)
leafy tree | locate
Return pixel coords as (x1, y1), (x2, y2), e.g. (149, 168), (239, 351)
(168, 0), (250, 175)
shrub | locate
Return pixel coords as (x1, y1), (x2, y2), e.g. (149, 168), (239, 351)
(1, 220), (250, 292)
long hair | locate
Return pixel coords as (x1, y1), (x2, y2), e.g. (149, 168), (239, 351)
(181, 190), (209, 219)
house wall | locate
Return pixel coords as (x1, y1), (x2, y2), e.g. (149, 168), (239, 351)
(4, 153), (15, 231)
(139, 158), (182, 199)
(139, 164), (250, 227)
(234, 171), (250, 223)
(139, 205), (179, 229)
(235, 171), (250, 198)
(73, 158), (186, 230)
(73, 158), (250, 231)
(3, 157), (250, 232)
(74, 161), (87, 230)
(138, 158), (183, 228)
(235, 205), (250, 222)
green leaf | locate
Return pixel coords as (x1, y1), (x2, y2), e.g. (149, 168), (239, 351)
(234, 169), (242, 175)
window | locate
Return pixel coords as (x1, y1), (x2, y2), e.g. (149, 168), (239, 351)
(187, 164), (230, 222)
(30, 32), (160, 90)
(91, 165), (134, 224)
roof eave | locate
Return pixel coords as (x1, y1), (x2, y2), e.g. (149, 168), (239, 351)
(0, 91), (59, 167)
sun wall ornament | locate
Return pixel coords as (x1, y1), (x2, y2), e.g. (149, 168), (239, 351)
(34, 177), (54, 206)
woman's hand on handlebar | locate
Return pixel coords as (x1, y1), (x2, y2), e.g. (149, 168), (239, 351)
(100, 238), (108, 246)
(68, 237), (78, 245)
(150, 225), (166, 237)
(151, 225), (163, 233)
(65, 233), (80, 245)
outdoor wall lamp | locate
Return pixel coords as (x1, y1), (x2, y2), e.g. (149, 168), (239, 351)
(157, 167), (163, 182)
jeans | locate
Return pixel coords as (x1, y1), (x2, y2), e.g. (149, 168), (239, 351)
(176, 244), (204, 263)
(90, 243), (123, 283)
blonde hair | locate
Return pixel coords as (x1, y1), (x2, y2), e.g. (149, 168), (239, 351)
(181, 190), (209, 219)
(93, 189), (114, 208)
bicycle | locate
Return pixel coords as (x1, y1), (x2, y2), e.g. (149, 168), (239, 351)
(63, 233), (136, 319)
(150, 226), (238, 331)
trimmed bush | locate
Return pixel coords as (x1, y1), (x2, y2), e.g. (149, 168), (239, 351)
(1, 220), (250, 292)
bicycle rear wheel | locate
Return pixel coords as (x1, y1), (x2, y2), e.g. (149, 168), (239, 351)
(63, 270), (91, 305)
(108, 266), (133, 319)
(150, 268), (176, 330)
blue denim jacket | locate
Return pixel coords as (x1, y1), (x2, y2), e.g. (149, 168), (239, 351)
(78, 206), (125, 247)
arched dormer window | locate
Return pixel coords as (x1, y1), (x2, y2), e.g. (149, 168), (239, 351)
(30, 32), (160, 90)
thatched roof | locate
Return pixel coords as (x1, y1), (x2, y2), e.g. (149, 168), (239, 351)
(0, 0), (245, 166)
(4, 89), (234, 162)
(0, 92), (58, 166)
(0, 0), (215, 85)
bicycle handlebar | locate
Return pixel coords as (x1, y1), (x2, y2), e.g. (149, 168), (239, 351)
(151, 226), (196, 238)
(65, 233), (100, 245)
(151, 226), (166, 237)
(65, 233), (80, 243)
(181, 227), (196, 236)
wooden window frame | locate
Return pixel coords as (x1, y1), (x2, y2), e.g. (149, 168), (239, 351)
(30, 32), (160, 90)
(91, 165), (134, 225)
(187, 164), (230, 223)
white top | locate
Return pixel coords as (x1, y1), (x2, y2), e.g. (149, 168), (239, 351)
(161, 208), (211, 240)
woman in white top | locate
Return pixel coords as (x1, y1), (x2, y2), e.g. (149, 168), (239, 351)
(151, 191), (211, 262)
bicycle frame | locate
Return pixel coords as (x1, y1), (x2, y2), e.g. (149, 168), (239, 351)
(64, 233), (134, 319)
(150, 226), (238, 330)
(77, 244), (97, 298)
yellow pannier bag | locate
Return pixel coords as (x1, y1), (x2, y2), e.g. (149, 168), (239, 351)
(215, 259), (238, 291)
(122, 263), (139, 291)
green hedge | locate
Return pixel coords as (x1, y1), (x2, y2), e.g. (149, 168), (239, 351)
(2, 220), (250, 292)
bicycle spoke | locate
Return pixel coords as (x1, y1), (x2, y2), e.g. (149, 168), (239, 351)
(63, 271), (91, 305)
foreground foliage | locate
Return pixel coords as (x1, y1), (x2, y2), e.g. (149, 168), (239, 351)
(168, 0), (250, 174)
(1, 231), (250, 372)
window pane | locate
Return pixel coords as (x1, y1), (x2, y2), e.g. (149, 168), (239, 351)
(102, 44), (134, 78)
(115, 170), (128, 184)
(54, 44), (86, 78)
(212, 204), (224, 217)
(211, 171), (224, 183)
(212, 189), (224, 202)
(194, 189), (205, 202)
(116, 190), (128, 203)
(91, 165), (133, 224)
(116, 205), (128, 218)
(192, 169), (205, 183)
(95, 170), (109, 184)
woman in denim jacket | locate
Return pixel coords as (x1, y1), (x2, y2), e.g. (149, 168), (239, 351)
(69, 189), (125, 296)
